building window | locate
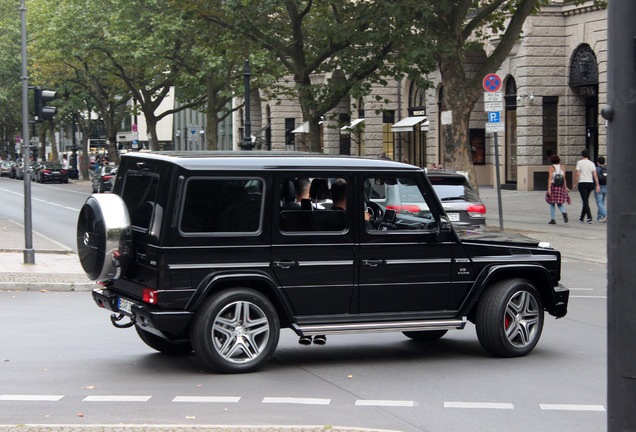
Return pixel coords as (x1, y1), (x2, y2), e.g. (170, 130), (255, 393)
(542, 96), (559, 165)
(285, 118), (295, 151)
(357, 97), (365, 118)
(408, 81), (425, 108)
(382, 111), (395, 160)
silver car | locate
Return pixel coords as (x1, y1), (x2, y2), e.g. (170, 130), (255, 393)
(427, 170), (486, 230)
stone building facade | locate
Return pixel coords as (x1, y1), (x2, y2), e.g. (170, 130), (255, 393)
(233, 1), (607, 191)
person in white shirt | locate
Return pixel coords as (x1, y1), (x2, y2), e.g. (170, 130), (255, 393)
(574, 149), (600, 224)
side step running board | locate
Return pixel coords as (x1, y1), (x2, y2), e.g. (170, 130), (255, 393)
(298, 317), (467, 336)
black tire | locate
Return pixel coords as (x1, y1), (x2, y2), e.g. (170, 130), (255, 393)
(402, 330), (448, 342)
(76, 194), (131, 281)
(190, 288), (280, 373)
(476, 278), (544, 357)
(135, 325), (193, 355)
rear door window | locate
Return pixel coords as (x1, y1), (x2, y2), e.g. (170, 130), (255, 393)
(121, 171), (160, 231)
(180, 177), (264, 235)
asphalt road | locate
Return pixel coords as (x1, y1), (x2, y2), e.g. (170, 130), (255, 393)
(0, 176), (90, 252)
(0, 260), (606, 432)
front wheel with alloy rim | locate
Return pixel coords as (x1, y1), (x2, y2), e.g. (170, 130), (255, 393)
(190, 288), (280, 373)
(476, 278), (544, 357)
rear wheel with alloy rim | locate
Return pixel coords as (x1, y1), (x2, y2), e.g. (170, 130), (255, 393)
(190, 288), (280, 373)
(476, 278), (544, 357)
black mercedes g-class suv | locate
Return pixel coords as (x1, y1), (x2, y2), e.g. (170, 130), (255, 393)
(77, 152), (568, 373)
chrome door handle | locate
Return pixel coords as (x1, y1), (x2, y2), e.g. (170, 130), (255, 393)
(272, 260), (299, 269)
(361, 259), (385, 267)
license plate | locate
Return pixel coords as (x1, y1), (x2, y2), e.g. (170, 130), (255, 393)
(118, 297), (133, 314)
(448, 213), (460, 222)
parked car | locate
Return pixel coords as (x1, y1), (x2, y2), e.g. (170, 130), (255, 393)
(0, 160), (15, 177)
(77, 152), (568, 373)
(14, 161), (38, 180)
(92, 165), (118, 193)
(32, 162), (68, 184)
(427, 169), (486, 230)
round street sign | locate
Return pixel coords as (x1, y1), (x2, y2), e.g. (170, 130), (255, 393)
(132, 124), (138, 132)
(483, 74), (502, 92)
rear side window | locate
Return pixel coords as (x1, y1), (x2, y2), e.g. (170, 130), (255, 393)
(121, 171), (159, 230)
(180, 177), (264, 235)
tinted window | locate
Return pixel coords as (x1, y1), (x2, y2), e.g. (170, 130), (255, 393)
(278, 176), (348, 233)
(181, 178), (264, 234)
(121, 171), (159, 230)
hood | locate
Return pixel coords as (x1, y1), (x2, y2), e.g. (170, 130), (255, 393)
(457, 229), (545, 248)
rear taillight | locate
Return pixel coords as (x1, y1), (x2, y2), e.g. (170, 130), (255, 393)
(103, 175), (113, 180)
(43, 170), (51, 174)
(142, 288), (158, 305)
(60, 170), (67, 174)
(467, 204), (486, 217)
(386, 205), (420, 213)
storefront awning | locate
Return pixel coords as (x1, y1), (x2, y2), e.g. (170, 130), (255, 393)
(391, 116), (427, 133)
(420, 120), (430, 132)
(291, 122), (309, 134)
(340, 118), (365, 133)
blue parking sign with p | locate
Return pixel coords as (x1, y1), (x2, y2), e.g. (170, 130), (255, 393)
(488, 112), (500, 123)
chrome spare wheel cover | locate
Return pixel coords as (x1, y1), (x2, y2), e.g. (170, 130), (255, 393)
(504, 290), (540, 348)
(77, 194), (131, 282)
(212, 300), (270, 364)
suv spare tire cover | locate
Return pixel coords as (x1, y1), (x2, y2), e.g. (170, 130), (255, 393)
(77, 194), (132, 282)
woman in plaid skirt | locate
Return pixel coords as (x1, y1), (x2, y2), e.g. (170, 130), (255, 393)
(545, 155), (571, 224)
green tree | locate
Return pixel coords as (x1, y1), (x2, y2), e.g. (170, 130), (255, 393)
(0, 0), (22, 160)
(411, 0), (604, 186)
(201, 0), (417, 151)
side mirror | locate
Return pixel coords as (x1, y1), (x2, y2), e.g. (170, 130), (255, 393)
(439, 215), (452, 233)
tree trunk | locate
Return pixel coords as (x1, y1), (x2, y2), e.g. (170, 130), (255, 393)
(80, 135), (90, 180)
(48, 123), (59, 163)
(206, 84), (219, 150)
(146, 116), (160, 151)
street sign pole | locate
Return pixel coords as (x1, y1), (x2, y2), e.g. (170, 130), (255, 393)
(493, 132), (504, 231)
(483, 74), (504, 232)
(20, 0), (34, 264)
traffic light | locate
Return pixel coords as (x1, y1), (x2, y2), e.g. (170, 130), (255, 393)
(33, 86), (57, 122)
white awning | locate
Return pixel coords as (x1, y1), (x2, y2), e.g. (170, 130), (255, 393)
(391, 116), (427, 133)
(291, 122), (309, 134)
(340, 118), (365, 133)
(291, 121), (324, 134)
(420, 120), (430, 132)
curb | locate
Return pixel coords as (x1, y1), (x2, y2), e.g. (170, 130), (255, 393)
(0, 426), (400, 432)
(0, 282), (95, 292)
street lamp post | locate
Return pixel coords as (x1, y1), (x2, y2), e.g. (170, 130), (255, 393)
(240, 60), (254, 150)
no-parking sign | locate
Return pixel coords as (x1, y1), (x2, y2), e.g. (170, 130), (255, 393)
(483, 74), (502, 92)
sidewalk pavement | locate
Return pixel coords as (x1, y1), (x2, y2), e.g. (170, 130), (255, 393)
(0, 186), (607, 293)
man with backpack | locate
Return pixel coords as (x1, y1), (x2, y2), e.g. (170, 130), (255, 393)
(595, 156), (608, 222)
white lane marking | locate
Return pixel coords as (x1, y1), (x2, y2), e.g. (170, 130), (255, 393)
(355, 400), (414, 407)
(540, 404), (606, 412)
(173, 396), (241, 403)
(0, 395), (64, 401)
(262, 397), (331, 405)
(83, 395), (151, 402)
(0, 186), (80, 212)
(569, 288), (594, 291)
(444, 401), (514, 410)
(570, 296), (607, 299)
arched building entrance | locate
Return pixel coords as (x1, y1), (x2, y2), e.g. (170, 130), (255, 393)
(569, 44), (600, 162)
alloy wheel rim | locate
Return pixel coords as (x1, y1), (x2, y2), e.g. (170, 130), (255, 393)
(212, 300), (270, 364)
(503, 290), (540, 348)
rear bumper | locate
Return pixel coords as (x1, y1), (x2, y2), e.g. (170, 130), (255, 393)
(92, 288), (193, 335)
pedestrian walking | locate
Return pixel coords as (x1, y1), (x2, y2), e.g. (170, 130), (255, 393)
(595, 156), (608, 222)
(545, 155), (571, 224)
(573, 149), (600, 224)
